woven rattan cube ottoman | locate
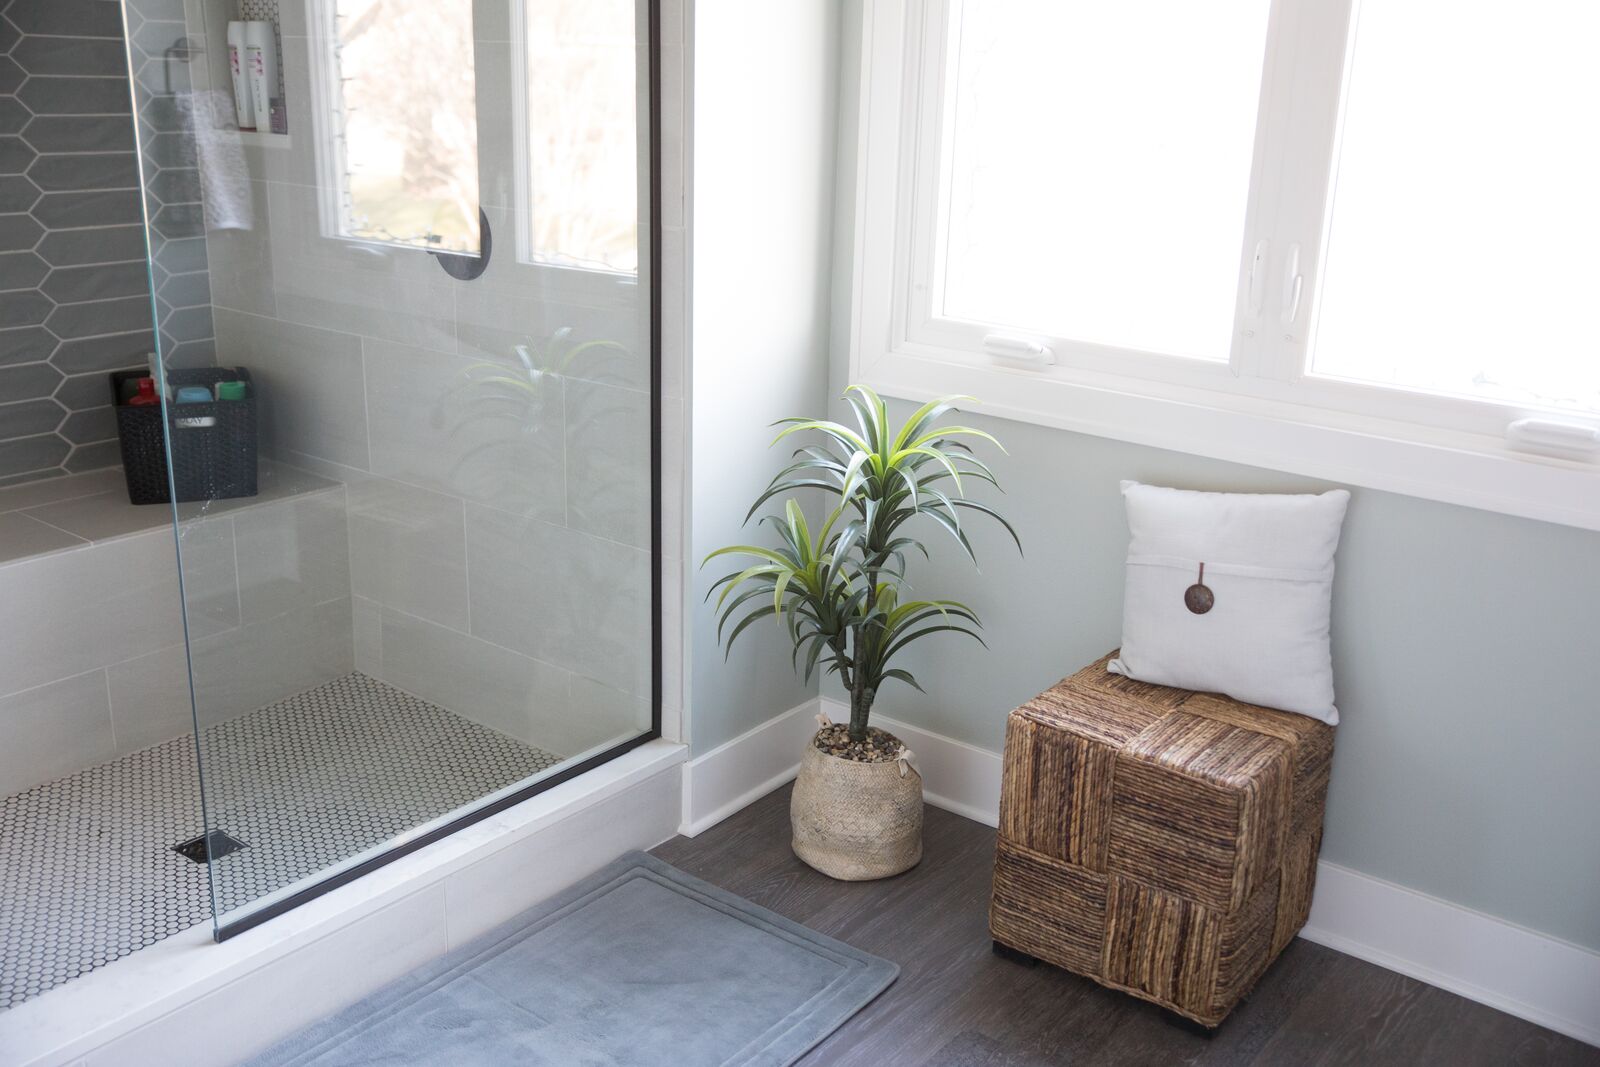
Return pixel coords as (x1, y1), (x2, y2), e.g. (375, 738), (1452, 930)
(989, 652), (1335, 1027)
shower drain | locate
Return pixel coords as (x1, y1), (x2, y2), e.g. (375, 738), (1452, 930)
(172, 830), (248, 863)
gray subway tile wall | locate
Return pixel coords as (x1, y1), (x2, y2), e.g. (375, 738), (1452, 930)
(186, 11), (658, 747)
(345, 476), (472, 633)
(212, 307), (369, 468)
(0, 508), (82, 560)
(106, 641), (197, 755)
(0, 526), (184, 698)
(0, 668), (115, 798)
(232, 487), (352, 624)
(0, 479), (358, 790)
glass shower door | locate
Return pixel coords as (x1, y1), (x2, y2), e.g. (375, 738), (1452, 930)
(128, 0), (657, 935)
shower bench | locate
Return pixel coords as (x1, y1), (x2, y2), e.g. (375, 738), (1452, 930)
(0, 460), (350, 798)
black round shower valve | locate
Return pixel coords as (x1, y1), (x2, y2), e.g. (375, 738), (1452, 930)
(432, 209), (492, 281)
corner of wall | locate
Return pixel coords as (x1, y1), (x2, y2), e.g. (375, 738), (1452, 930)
(683, 0), (842, 757)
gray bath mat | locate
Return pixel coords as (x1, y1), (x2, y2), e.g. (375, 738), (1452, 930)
(247, 851), (898, 1067)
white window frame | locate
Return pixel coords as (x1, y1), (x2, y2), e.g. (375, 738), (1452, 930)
(848, 0), (1600, 531)
(305, 0), (354, 245)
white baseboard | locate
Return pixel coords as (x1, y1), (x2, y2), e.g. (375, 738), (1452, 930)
(677, 698), (1005, 837)
(686, 696), (1596, 1048)
(1299, 864), (1600, 1048)
(872, 713), (1004, 827)
(812, 697), (1003, 829)
(679, 698), (821, 836)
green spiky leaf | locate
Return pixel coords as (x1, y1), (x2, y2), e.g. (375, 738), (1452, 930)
(703, 385), (1020, 740)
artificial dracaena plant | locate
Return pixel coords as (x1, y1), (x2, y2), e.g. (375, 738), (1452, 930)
(705, 386), (1020, 744)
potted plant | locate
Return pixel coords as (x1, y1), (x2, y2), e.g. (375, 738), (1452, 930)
(705, 386), (1018, 880)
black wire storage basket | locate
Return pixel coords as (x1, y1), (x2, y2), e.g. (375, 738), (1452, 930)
(111, 367), (258, 505)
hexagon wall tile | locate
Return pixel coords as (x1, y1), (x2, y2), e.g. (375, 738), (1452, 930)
(0, 0), (217, 483)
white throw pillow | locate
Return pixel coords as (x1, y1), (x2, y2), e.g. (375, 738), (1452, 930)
(1108, 481), (1350, 724)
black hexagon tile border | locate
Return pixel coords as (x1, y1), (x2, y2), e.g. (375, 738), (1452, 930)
(0, 672), (562, 1011)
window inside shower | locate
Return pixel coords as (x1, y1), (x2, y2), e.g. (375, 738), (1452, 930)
(306, 0), (482, 253)
(513, 0), (641, 274)
(0, 0), (658, 1009)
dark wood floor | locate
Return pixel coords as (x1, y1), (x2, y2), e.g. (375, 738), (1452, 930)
(652, 785), (1597, 1067)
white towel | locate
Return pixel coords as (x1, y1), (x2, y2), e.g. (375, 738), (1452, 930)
(176, 90), (254, 232)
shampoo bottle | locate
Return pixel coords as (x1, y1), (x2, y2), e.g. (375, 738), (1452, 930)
(226, 21), (253, 129)
(243, 22), (278, 134)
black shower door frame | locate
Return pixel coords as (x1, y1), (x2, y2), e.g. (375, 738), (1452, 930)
(210, 0), (666, 942)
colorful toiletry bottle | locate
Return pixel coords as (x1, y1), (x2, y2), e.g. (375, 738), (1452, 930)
(214, 380), (247, 401)
(128, 377), (160, 406)
(175, 385), (214, 404)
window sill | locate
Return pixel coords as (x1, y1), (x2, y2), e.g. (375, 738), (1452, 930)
(225, 129), (293, 150)
(855, 345), (1600, 532)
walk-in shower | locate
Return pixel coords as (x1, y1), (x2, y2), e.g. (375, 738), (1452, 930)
(0, 0), (658, 1010)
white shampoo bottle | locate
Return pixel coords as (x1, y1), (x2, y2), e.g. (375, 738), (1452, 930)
(243, 21), (278, 134)
(226, 21), (254, 129)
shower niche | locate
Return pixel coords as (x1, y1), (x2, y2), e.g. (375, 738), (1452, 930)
(190, 0), (292, 144)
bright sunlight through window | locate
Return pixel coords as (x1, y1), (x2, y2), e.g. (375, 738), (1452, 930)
(851, 0), (1600, 528)
(1312, 1), (1600, 414)
(521, 0), (640, 274)
(333, 0), (480, 253)
(934, 0), (1272, 362)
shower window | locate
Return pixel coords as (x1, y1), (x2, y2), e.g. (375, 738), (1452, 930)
(307, 0), (482, 253)
(513, 0), (640, 274)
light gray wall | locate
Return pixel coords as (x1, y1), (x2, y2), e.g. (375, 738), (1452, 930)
(687, 0), (839, 754)
(819, 7), (1600, 952)
(819, 403), (1600, 953)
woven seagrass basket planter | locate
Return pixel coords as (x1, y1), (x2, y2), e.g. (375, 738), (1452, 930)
(791, 732), (924, 880)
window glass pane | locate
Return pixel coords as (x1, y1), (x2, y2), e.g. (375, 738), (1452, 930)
(524, 0), (639, 274)
(336, 0), (480, 252)
(1312, 2), (1600, 414)
(934, 0), (1272, 361)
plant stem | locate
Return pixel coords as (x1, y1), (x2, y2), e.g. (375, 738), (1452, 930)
(848, 624), (871, 742)
(848, 565), (883, 743)
(849, 681), (874, 743)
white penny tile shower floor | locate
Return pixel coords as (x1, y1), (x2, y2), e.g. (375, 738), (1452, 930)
(0, 673), (561, 1010)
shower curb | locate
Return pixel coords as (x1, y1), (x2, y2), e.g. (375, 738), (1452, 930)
(0, 741), (687, 1067)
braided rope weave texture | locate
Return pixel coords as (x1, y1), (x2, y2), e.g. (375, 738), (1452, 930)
(991, 652), (1335, 1027)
